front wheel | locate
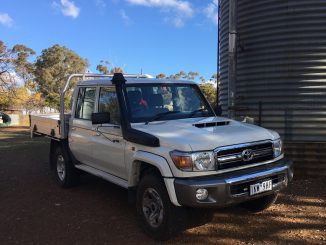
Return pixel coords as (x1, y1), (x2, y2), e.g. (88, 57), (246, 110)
(136, 173), (185, 241)
(241, 193), (278, 213)
(52, 146), (79, 188)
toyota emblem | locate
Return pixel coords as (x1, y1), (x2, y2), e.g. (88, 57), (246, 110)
(242, 149), (254, 161)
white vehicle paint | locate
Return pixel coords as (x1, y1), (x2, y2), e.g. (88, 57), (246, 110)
(30, 73), (293, 240)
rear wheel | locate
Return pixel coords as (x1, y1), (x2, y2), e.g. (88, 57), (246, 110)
(136, 173), (185, 241)
(241, 193), (278, 213)
(52, 146), (79, 188)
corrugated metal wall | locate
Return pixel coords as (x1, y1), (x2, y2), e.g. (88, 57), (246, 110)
(219, 0), (229, 114)
(219, 0), (326, 175)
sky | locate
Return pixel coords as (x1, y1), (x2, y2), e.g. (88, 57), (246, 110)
(0, 0), (218, 80)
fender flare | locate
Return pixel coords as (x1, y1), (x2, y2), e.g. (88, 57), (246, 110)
(128, 151), (181, 206)
(128, 151), (173, 186)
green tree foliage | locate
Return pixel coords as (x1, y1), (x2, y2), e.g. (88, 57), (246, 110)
(199, 83), (217, 108)
(178, 71), (187, 79)
(156, 73), (166, 79)
(165, 71), (200, 81)
(187, 71), (199, 80)
(11, 44), (35, 81)
(157, 70), (218, 108)
(96, 60), (124, 74)
(34, 44), (88, 109)
(96, 65), (109, 74)
(96, 60), (110, 74)
(0, 40), (35, 109)
(110, 67), (124, 73)
(211, 73), (219, 80)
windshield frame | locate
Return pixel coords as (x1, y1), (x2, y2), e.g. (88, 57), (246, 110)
(123, 82), (215, 123)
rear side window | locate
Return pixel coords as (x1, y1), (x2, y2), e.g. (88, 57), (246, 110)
(75, 87), (96, 120)
(98, 87), (120, 125)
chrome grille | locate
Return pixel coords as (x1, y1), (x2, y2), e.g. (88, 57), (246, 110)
(215, 141), (274, 170)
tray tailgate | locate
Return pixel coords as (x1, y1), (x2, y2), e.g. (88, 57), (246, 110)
(30, 114), (62, 138)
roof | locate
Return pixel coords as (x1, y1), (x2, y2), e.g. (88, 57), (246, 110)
(77, 78), (196, 86)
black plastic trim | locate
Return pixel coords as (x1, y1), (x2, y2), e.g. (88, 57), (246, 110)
(111, 73), (160, 147)
(174, 158), (293, 208)
(137, 150), (174, 177)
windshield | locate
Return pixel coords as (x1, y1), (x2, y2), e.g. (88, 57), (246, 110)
(125, 83), (214, 123)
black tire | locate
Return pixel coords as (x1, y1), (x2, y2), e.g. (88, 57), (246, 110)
(241, 193), (278, 213)
(52, 146), (79, 188)
(136, 172), (185, 241)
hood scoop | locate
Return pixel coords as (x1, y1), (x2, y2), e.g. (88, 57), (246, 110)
(193, 121), (230, 128)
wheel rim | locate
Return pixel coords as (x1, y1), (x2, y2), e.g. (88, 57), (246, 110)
(56, 154), (66, 181)
(142, 188), (164, 228)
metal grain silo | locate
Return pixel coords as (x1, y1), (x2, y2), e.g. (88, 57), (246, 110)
(219, 0), (326, 176)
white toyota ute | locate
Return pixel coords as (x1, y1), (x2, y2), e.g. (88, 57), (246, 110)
(30, 73), (293, 240)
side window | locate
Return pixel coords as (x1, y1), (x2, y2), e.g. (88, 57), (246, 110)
(99, 87), (120, 125)
(75, 87), (96, 120)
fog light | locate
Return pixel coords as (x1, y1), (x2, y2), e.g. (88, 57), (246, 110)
(196, 188), (208, 201)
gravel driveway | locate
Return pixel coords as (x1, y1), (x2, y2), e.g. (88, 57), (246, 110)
(0, 128), (325, 244)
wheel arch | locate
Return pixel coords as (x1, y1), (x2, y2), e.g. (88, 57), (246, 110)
(128, 151), (173, 187)
(128, 151), (180, 207)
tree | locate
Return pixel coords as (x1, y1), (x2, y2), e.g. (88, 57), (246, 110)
(0, 85), (44, 113)
(34, 44), (88, 109)
(211, 73), (220, 80)
(199, 83), (217, 108)
(199, 76), (206, 83)
(110, 67), (124, 73)
(11, 44), (35, 81)
(96, 60), (110, 74)
(178, 71), (187, 79)
(96, 60), (124, 74)
(173, 73), (181, 79)
(165, 71), (200, 80)
(187, 71), (199, 81)
(170, 71), (187, 79)
(167, 71), (201, 81)
(0, 40), (35, 109)
(156, 73), (166, 79)
(12, 86), (44, 113)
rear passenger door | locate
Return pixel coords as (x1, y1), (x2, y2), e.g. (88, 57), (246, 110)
(69, 86), (97, 165)
(91, 86), (127, 180)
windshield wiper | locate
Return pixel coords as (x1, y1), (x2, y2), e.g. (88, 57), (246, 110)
(188, 108), (206, 118)
(145, 111), (181, 125)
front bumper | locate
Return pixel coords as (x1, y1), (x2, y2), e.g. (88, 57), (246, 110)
(174, 158), (293, 208)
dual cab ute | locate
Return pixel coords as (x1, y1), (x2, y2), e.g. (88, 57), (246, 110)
(30, 73), (293, 240)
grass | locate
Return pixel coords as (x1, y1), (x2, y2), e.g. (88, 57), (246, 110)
(0, 127), (48, 150)
(0, 140), (49, 150)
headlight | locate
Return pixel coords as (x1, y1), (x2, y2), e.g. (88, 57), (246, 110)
(170, 150), (215, 171)
(273, 139), (283, 158)
(192, 152), (215, 171)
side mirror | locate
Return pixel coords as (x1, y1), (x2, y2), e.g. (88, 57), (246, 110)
(91, 112), (110, 124)
(214, 105), (222, 116)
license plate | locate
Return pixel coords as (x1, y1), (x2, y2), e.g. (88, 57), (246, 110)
(250, 180), (272, 196)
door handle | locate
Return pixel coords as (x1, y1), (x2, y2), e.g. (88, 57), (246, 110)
(112, 139), (120, 143)
(71, 127), (76, 131)
(95, 132), (101, 136)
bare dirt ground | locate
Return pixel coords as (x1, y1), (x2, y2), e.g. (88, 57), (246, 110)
(0, 127), (325, 245)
